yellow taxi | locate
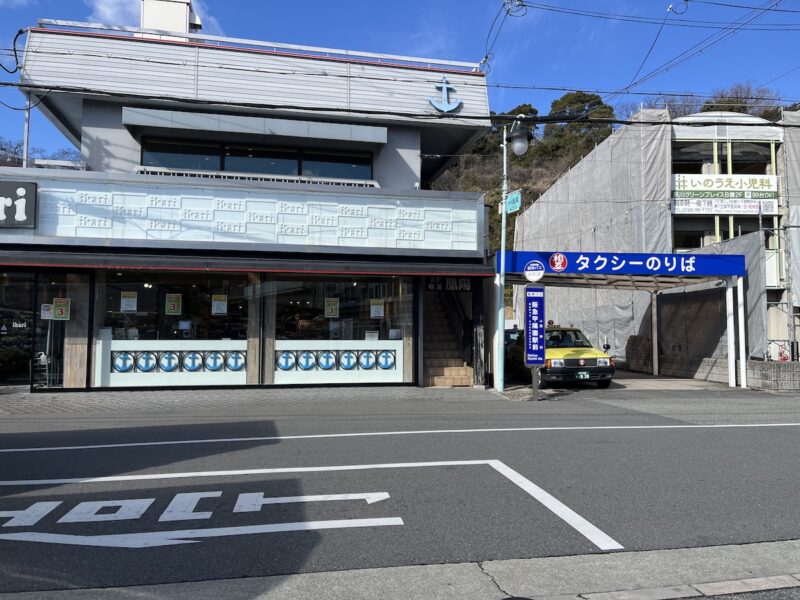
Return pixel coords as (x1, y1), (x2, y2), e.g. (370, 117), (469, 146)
(507, 326), (615, 389)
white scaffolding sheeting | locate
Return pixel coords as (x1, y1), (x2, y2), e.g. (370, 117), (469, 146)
(780, 111), (800, 308)
(513, 110), (767, 365)
(513, 109), (673, 358)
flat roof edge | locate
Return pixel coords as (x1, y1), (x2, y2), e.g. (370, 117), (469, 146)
(34, 21), (484, 74)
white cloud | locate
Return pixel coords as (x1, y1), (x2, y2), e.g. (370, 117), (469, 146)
(192, 0), (224, 36)
(0, 0), (37, 7)
(84, 0), (224, 35)
(85, 0), (139, 25)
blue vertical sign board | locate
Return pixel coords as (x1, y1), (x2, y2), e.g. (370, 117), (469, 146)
(524, 286), (545, 367)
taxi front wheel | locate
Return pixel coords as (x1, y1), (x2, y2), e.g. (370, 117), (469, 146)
(597, 380), (611, 389)
(536, 369), (548, 389)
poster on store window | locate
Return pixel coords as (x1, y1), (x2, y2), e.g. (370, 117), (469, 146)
(120, 291), (138, 313)
(40, 304), (53, 321)
(324, 297), (340, 318)
(370, 299), (385, 319)
(52, 298), (71, 321)
(211, 294), (228, 315)
(165, 293), (182, 316)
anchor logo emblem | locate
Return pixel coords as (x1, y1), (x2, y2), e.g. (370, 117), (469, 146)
(159, 352), (179, 372)
(429, 77), (463, 113)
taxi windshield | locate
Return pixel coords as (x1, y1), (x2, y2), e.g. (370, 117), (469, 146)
(546, 329), (593, 349)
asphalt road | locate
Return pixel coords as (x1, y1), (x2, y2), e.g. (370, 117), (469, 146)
(0, 378), (799, 595)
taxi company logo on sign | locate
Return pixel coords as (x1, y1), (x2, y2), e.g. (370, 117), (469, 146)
(0, 489), (400, 548)
(549, 253), (568, 272)
(0, 182), (36, 228)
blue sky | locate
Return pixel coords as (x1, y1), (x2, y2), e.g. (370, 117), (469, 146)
(0, 0), (797, 153)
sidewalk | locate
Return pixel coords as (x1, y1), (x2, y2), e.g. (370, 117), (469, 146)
(0, 385), (500, 416)
(3, 539), (799, 599)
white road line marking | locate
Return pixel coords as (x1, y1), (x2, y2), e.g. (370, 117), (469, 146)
(0, 518), (405, 548)
(487, 460), (623, 551)
(1, 422), (798, 454)
(0, 461), (488, 487)
(0, 460), (623, 551)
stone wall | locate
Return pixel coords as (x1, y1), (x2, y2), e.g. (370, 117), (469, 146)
(659, 355), (800, 391)
(746, 360), (800, 391)
(624, 335), (652, 374)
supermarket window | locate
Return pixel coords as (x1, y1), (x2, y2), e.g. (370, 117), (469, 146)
(224, 146), (298, 176)
(300, 151), (372, 180)
(142, 140), (221, 171)
(93, 271), (249, 342)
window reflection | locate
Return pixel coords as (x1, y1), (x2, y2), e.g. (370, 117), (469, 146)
(142, 140), (221, 171)
(94, 271), (248, 341)
(274, 276), (412, 341)
(301, 152), (372, 180)
(141, 139), (373, 180)
(224, 146), (298, 176)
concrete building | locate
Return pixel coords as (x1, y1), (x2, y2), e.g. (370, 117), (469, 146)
(0, 1), (492, 390)
(514, 109), (800, 389)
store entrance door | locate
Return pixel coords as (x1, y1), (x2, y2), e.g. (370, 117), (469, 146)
(0, 272), (35, 386)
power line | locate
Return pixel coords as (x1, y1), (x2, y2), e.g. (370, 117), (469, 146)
(689, 0), (800, 12)
(627, 6), (672, 86)
(573, 0), (781, 119)
(758, 64), (800, 89)
(3, 79), (800, 128)
(613, 0), (781, 94)
(10, 45), (800, 108)
(0, 29), (24, 75)
(481, 0), (529, 70)
(484, 2), (508, 60)
(518, 1), (800, 30)
(0, 92), (50, 111)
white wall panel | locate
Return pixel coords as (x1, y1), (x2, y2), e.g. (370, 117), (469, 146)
(23, 31), (489, 125)
(1, 172), (481, 256)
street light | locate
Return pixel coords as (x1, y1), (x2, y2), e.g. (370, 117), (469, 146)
(508, 118), (533, 157)
(496, 115), (534, 393)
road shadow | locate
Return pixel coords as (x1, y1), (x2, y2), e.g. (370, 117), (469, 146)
(0, 419), (320, 595)
(504, 369), (615, 398)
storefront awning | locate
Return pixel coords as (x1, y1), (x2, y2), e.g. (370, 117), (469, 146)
(0, 248), (495, 278)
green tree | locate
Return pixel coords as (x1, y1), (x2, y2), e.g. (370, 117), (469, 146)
(536, 91), (614, 166)
(434, 94), (614, 254)
(700, 83), (780, 120)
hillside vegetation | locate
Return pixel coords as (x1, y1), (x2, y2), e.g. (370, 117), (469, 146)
(435, 84), (791, 253)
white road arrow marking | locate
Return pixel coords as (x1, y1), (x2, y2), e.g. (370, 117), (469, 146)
(233, 492), (389, 513)
(0, 517), (404, 548)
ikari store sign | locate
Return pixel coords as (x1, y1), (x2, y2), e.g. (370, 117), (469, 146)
(0, 182), (36, 228)
(21, 179), (481, 256)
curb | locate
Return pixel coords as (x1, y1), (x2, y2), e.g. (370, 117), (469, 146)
(546, 573), (800, 600)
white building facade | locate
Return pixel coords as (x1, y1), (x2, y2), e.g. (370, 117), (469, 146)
(0, 2), (492, 390)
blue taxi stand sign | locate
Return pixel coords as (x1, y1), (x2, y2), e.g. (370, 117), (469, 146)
(525, 286), (545, 400)
(524, 286), (545, 367)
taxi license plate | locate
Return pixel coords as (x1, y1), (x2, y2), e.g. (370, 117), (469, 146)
(576, 371), (590, 380)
